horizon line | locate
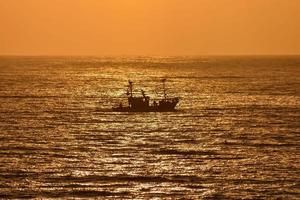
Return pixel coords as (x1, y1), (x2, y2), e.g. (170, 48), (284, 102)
(0, 53), (300, 57)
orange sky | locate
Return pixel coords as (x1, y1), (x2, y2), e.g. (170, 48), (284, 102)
(0, 0), (299, 55)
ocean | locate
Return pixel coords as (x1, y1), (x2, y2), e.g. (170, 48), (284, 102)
(0, 56), (299, 199)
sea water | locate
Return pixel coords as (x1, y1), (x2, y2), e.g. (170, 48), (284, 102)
(0, 56), (299, 199)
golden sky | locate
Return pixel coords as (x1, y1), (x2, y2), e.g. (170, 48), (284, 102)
(0, 0), (299, 55)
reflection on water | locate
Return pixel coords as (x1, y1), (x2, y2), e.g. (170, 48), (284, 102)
(0, 56), (299, 198)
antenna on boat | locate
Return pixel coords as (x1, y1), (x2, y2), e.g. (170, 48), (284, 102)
(162, 78), (167, 99)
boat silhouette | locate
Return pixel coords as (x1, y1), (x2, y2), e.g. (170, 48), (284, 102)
(112, 79), (179, 112)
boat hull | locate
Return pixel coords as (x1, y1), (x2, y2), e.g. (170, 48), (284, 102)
(112, 108), (178, 112)
(112, 103), (178, 112)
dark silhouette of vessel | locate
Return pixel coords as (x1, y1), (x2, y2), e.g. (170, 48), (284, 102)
(112, 79), (179, 112)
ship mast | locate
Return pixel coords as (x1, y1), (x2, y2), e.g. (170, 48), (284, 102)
(162, 78), (167, 99)
(128, 80), (133, 97)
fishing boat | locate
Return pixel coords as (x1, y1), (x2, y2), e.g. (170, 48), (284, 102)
(112, 79), (179, 112)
